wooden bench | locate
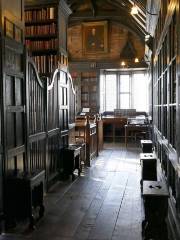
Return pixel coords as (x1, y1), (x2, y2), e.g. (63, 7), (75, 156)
(140, 153), (157, 191)
(142, 180), (169, 240)
(141, 140), (153, 153)
(5, 170), (45, 229)
(63, 145), (82, 180)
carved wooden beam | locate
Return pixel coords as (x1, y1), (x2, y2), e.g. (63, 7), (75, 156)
(69, 9), (147, 36)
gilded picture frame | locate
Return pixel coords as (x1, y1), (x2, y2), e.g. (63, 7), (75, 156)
(82, 21), (108, 54)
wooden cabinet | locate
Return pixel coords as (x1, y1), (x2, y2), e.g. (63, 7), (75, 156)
(5, 170), (45, 229)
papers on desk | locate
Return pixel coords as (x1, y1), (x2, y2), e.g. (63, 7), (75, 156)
(128, 117), (145, 125)
(136, 115), (146, 119)
(80, 108), (90, 116)
(82, 108), (90, 113)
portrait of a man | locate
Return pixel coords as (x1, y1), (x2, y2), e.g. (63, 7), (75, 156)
(82, 21), (108, 54)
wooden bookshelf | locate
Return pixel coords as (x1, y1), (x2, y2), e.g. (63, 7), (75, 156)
(25, 0), (71, 76)
(81, 72), (99, 113)
(152, 0), (180, 235)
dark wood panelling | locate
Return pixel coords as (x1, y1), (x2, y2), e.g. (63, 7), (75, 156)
(150, 0), (180, 238)
(0, 0), (25, 228)
(26, 57), (75, 189)
(4, 39), (25, 172)
(26, 57), (46, 174)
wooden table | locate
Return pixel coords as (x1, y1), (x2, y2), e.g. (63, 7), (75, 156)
(102, 116), (127, 142)
(125, 124), (149, 147)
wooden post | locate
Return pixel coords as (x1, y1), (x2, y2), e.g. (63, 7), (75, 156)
(86, 115), (91, 167)
(96, 114), (99, 157)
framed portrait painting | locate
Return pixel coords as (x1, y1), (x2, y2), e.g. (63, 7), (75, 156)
(82, 21), (108, 54)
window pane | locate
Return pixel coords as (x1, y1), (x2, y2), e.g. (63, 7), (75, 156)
(100, 74), (105, 112)
(105, 74), (117, 111)
(133, 73), (148, 111)
(120, 94), (130, 108)
(120, 75), (130, 92)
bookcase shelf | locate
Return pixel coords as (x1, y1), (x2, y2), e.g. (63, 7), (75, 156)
(25, 34), (57, 40)
(31, 49), (58, 54)
(25, 19), (57, 26)
(25, 0), (71, 76)
(81, 72), (99, 113)
(152, 0), (180, 227)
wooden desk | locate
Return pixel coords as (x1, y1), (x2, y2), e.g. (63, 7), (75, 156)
(125, 124), (149, 147)
(102, 116), (127, 142)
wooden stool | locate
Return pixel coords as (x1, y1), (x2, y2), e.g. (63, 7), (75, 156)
(142, 180), (169, 240)
(135, 131), (147, 141)
(63, 145), (82, 180)
(141, 140), (153, 153)
(74, 143), (86, 165)
(5, 170), (45, 229)
(140, 153), (157, 191)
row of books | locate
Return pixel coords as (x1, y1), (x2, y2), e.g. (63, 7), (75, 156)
(33, 55), (58, 74)
(26, 39), (58, 50)
(25, 7), (56, 21)
(25, 23), (56, 36)
(82, 77), (97, 83)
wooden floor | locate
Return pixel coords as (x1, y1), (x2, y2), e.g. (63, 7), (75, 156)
(1, 144), (144, 240)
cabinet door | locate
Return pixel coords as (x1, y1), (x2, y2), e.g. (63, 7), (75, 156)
(4, 39), (25, 172)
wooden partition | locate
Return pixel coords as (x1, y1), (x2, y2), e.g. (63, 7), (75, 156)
(26, 55), (75, 189)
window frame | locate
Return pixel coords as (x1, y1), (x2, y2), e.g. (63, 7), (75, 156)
(100, 69), (148, 112)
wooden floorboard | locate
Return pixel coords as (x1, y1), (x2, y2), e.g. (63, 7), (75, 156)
(2, 144), (145, 240)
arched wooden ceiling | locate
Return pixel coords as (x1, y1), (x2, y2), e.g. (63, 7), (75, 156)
(67, 0), (147, 41)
